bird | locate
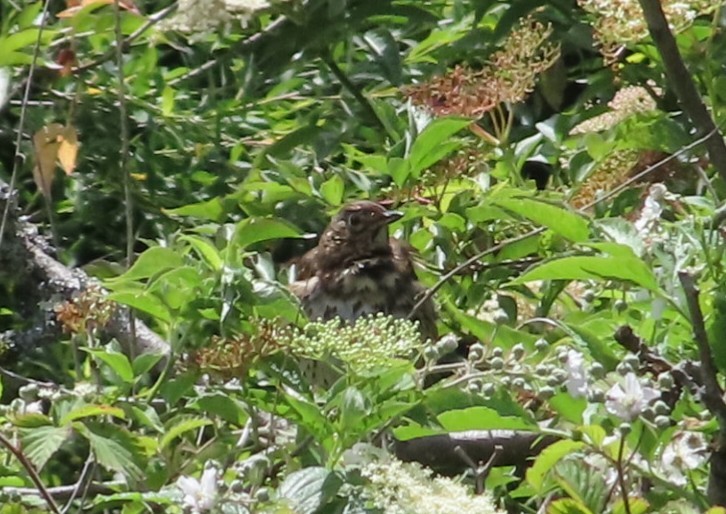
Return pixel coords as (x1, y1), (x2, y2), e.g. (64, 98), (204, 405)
(288, 200), (437, 342)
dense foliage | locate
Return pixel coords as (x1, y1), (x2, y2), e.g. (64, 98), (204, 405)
(1, 0), (726, 512)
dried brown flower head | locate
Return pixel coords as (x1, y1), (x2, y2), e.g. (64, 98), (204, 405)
(189, 321), (290, 379)
(405, 16), (560, 118)
(55, 286), (115, 335)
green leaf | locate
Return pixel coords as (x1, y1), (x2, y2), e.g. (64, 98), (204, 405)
(409, 118), (470, 175)
(180, 235), (223, 271)
(163, 198), (225, 221)
(491, 196), (589, 242)
(194, 394), (247, 425)
(85, 348), (134, 383)
(612, 497), (649, 514)
(160, 417), (212, 449)
(549, 393), (586, 424)
(547, 498), (595, 514)
(132, 352), (164, 377)
(59, 404), (126, 426)
(107, 291), (172, 323)
(511, 255), (660, 292)
(235, 217), (302, 249)
(320, 175), (345, 206)
(107, 247), (183, 283)
(278, 467), (343, 514)
(20, 425), (71, 470)
(388, 157), (411, 186)
(338, 387), (367, 433)
(526, 439), (585, 492)
(77, 425), (142, 479)
(161, 85), (174, 116)
(438, 407), (535, 431)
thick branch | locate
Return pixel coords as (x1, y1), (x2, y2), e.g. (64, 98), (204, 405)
(0, 183), (168, 357)
(394, 430), (559, 476)
(638, 0), (726, 182)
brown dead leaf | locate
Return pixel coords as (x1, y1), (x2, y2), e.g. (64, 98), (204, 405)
(33, 124), (80, 198)
(56, 48), (78, 77)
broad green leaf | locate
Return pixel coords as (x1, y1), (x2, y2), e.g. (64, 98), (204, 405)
(549, 393), (586, 424)
(160, 417), (212, 449)
(438, 407), (535, 431)
(107, 247), (183, 283)
(20, 425), (71, 470)
(278, 467), (343, 514)
(320, 174), (345, 206)
(511, 255), (660, 292)
(388, 157), (411, 187)
(107, 291), (172, 323)
(526, 439), (585, 492)
(194, 394), (247, 425)
(78, 425), (142, 479)
(180, 235), (223, 271)
(392, 423), (442, 441)
(1, 29), (57, 53)
(132, 352), (164, 377)
(59, 404), (126, 425)
(163, 198), (224, 221)
(409, 118), (470, 175)
(0, 50), (34, 66)
(406, 17), (470, 63)
(235, 217), (302, 249)
(85, 348), (134, 383)
(491, 196), (589, 242)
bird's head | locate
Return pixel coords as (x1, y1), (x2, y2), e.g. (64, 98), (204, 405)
(318, 201), (402, 265)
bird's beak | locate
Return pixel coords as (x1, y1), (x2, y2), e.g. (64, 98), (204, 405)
(383, 210), (403, 224)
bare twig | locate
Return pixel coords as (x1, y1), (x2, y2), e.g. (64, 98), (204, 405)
(61, 455), (96, 514)
(638, 0), (726, 182)
(74, 2), (179, 73)
(0, 432), (61, 514)
(114, 0), (137, 358)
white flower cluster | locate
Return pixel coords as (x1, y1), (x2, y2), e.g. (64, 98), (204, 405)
(360, 458), (504, 514)
(160, 0), (271, 37)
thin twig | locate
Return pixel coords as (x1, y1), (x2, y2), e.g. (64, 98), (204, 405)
(114, 0), (137, 357)
(74, 2), (179, 73)
(0, 432), (61, 514)
(61, 454), (95, 514)
(0, 0), (52, 252)
(321, 52), (395, 140)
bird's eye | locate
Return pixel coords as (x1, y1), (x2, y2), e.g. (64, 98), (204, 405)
(348, 212), (363, 227)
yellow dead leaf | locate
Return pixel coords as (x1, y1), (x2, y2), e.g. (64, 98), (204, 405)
(33, 124), (80, 198)
(33, 124), (64, 199)
(58, 126), (78, 175)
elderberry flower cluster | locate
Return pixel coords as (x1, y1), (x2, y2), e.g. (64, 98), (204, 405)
(360, 458), (504, 514)
(289, 313), (424, 373)
(160, 0), (273, 38)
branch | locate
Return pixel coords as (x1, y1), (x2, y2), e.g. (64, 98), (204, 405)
(0, 182), (169, 358)
(638, 0), (726, 182)
(394, 430), (559, 476)
(677, 271), (726, 507)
